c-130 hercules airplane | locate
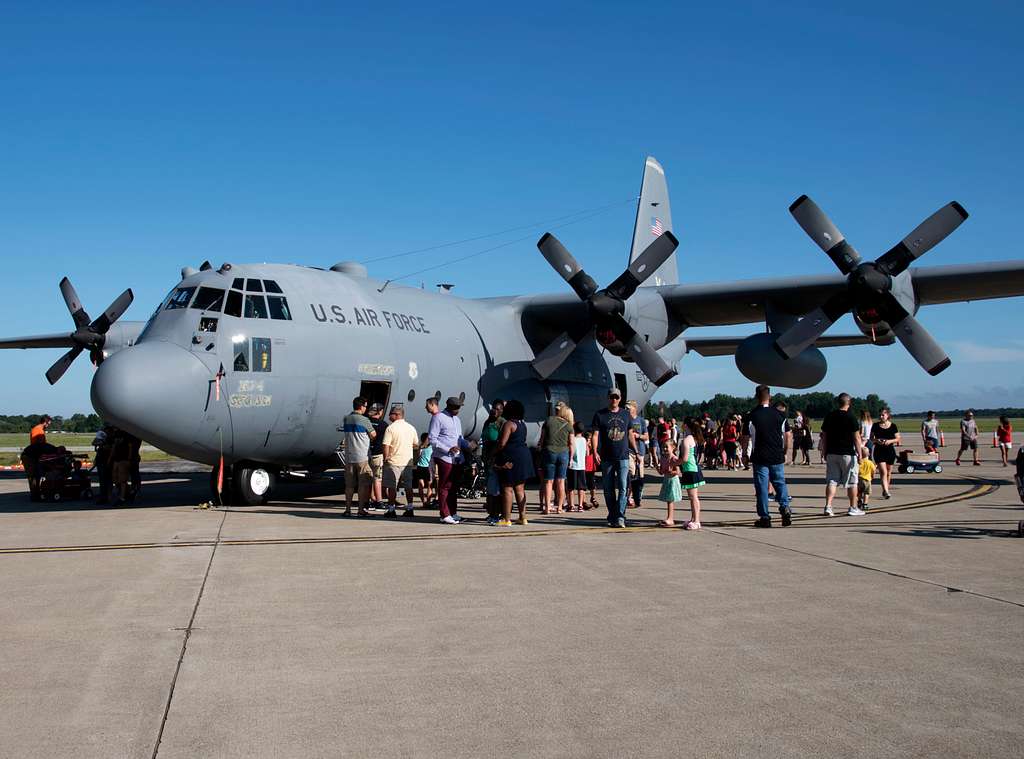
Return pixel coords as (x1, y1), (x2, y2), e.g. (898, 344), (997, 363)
(3, 157), (1024, 504)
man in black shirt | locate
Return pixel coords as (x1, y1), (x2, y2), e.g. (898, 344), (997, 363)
(591, 388), (636, 528)
(819, 392), (864, 517)
(746, 385), (793, 527)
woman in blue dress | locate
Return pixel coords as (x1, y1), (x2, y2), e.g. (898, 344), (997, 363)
(495, 399), (533, 525)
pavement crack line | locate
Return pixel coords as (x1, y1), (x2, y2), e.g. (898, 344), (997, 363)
(705, 527), (1024, 610)
(151, 505), (228, 759)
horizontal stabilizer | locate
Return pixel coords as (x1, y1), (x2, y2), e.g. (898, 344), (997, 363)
(686, 333), (894, 357)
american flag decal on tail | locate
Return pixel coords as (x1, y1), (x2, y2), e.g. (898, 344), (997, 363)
(650, 217), (663, 237)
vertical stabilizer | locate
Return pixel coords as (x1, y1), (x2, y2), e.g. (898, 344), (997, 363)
(628, 156), (677, 286)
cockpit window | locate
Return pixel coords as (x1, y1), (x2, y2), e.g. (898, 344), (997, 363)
(190, 287), (225, 312)
(224, 290), (243, 317)
(165, 287), (196, 310)
(244, 294), (268, 319)
(232, 277), (244, 290)
(264, 280), (283, 293)
(246, 278), (264, 292)
(267, 296), (292, 320)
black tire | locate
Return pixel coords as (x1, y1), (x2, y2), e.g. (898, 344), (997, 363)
(234, 465), (276, 506)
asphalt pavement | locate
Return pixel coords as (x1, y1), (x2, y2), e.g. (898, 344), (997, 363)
(1, 460), (1022, 758)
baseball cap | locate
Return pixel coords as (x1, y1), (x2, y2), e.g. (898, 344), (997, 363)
(445, 396), (463, 407)
(608, 388), (621, 397)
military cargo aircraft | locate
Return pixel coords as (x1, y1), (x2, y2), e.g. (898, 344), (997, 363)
(3, 157), (1024, 504)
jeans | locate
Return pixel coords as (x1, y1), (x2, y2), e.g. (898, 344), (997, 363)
(601, 459), (631, 524)
(753, 462), (791, 520)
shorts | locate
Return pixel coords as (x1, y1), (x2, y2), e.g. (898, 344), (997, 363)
(585, 471), (596, 491)
(567, 468), (586, 490)
(858, 478), (872, 496)
(369, 454), (384, 480)
(960, 438), (977, 451)
(723, 441), (738, 458)
(112, 461), (131, 483)
(345, 461), (373, 499)
(541, 449), (569, 480)
(826, 454), (858, 488)
(383, 462), (413, 491)
(998, 441), (1012, 450)
(414, 466), (432, 483)
(629, 451), (645, 481)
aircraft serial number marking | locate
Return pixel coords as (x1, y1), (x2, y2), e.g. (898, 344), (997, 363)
(309, 304), (430, 333)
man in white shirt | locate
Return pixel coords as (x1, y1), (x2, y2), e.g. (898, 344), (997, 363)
(382, 404), (419, 517)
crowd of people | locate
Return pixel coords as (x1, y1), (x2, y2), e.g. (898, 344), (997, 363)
(21, 396), (1020, 524)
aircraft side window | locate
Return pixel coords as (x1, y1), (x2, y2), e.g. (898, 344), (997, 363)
(246, 278), (264, 292)
(224, 290), (243, 317)
(267, 295), (292, 320)
(244, 294), (269, 319)
(233, 338), (249, 372)
(199, 317), (218, 333)
(190, 287), (225, 312)
(252, 337), (272, 372)
(263, 280), (283, 293)
(165, 287), (197, 310)
(232, 277), (244, 290)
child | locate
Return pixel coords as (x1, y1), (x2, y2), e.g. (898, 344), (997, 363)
(584, 432), (599, 510)
(678, 421), (706, 529)
(858, 450), (876, 510)
(414, 433), (433, 512)
(657, 440), (682, 526)
(568, 421), (587, 512)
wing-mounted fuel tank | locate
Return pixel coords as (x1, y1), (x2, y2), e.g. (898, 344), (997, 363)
(734, 333), (827, 389)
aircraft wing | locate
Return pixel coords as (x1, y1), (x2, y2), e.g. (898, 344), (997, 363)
(655, 260), (1024, 329)
(685, 333), (893, 357)
(0, 333), (76, 349)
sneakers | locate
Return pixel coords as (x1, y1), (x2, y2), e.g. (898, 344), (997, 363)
(496, 519), (512, 526)
(402, 509), (415, 518)
(781, 508), (792, 527)
(383, 509), (397, 519)
(486, 517), (499, 526)
(754, 517), (772, 528)
(451, 513), (464, 523)
(684, 521), (701, 530)
(440, 515), (458, 524)
(616, 518), (626, 528)
(823, 506), (834, 517)
(847, 507), (866, 516)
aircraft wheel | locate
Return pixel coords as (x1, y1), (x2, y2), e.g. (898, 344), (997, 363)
(234, 465), (275, 506)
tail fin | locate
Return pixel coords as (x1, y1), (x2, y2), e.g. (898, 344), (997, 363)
(628, 156), (677, 286)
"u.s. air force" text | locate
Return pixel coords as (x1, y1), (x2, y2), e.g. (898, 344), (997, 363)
(308, 304), (430, 333)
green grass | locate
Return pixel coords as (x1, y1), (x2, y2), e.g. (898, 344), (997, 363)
(0, 432), (97, 447)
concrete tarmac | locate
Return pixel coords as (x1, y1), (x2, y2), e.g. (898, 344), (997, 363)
(1, 461), (1022, 758)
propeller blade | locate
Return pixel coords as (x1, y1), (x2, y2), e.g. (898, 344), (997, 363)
(876, 201), (969, 276)
(59, 277), (91, 330)
(537, 233), (599, 301)
(773, 291), (853, 359)
(531, 325), (595, 380)
(45, 346), (83, 385)
(789, 195), (862, 275)
(89, 288), (134, 334)
(605, 313), (677, 386)
(879, 294), (951, 375)
(605, 231), (679, 300)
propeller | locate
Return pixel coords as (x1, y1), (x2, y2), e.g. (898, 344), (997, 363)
(532, 231), (680, 386)
(774, 196), (967, 376)
(45, 278), (134, 385)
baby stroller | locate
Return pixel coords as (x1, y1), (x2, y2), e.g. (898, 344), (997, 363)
(458, 454), (486, 499)
(37, 451), (92, 502)
(897, 449), (943, 474)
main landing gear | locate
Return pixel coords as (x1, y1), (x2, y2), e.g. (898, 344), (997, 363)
(211, 461), (276, 506)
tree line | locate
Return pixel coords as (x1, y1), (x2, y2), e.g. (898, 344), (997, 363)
(0, 413), (103, 433)
(644, 392), (889, 421)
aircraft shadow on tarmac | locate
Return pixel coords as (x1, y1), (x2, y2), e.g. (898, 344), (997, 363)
(856, 526), (1020, 540)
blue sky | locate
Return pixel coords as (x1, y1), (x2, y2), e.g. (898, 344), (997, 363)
(2, 1), (1022, 415)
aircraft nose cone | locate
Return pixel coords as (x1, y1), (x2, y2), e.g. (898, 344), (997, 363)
(91, 342), (216, 456)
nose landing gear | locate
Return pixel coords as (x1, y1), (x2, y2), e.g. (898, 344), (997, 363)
(211, 461), (276, 506)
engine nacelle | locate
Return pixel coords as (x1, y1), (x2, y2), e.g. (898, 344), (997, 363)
(734, 333), (826, 389)
(853, 308), (893, 342)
